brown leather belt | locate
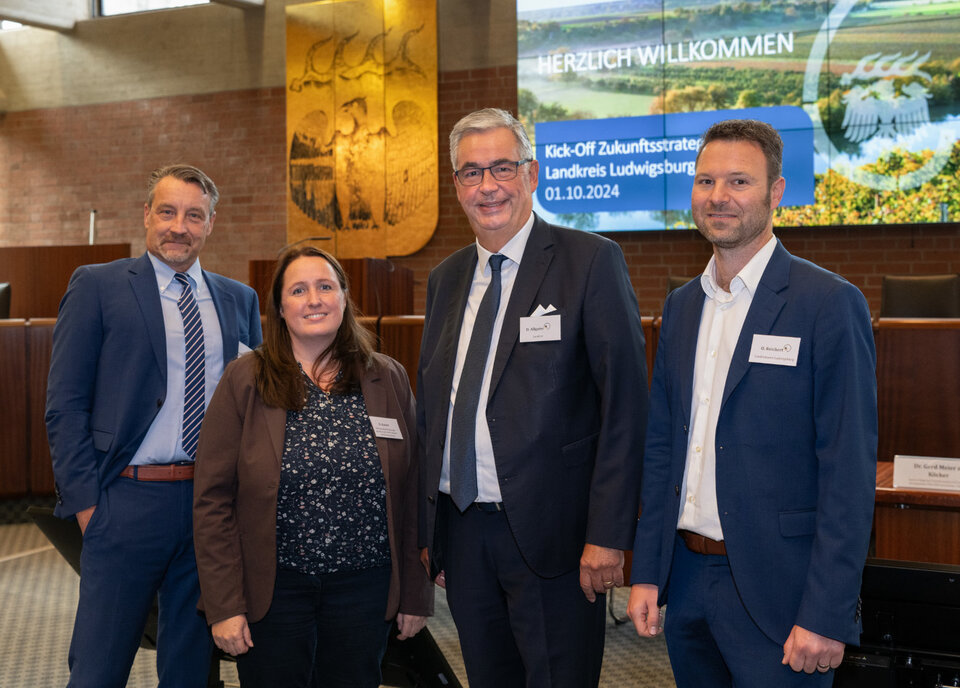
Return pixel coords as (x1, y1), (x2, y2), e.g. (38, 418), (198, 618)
(679, 529), (727, 556)
(120, 463), (195, 481)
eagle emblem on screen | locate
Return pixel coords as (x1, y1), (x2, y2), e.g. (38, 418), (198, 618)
(839, 51), (932, 143)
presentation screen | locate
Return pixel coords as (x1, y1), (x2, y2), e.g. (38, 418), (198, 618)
(517, 0), (960, 231)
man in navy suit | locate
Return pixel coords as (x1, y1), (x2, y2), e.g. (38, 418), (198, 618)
(417, 108), (648, 687)
(45, 164), (262, 688)
(628, 120), (877, 686)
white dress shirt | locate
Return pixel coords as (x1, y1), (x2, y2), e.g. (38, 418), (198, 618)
(439, 213), (536, 502)
(676, 236), (777, 539)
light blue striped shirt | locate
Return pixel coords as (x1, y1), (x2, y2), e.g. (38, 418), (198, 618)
(130, 254), (224, 465)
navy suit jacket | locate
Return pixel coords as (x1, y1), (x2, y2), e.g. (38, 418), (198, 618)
(631, 240), (877, 645)
(45, 252), (262, 518)
(418, 216), (648, 577)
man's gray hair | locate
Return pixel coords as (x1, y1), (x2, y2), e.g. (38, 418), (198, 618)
(449, 108), (534, 170)
(146, 164), (220, 212)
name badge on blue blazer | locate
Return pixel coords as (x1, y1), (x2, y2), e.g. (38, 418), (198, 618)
(749, 334), (800, 366)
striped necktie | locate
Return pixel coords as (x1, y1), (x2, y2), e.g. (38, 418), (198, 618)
(174, 273), (205, 460)
(449, 254), (506, 511)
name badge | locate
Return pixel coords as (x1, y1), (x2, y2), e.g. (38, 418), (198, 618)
(748, 334), (800, 367)
(369, 416), (403, 439)
(520, 314), (561, 343)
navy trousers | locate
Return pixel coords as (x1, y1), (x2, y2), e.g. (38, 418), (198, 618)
(664, 534), (835, 688)
(439, 494), (606, 688)
(67, 476), (211, 688)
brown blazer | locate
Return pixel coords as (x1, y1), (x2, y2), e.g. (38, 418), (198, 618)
(193, 351), (433, 626)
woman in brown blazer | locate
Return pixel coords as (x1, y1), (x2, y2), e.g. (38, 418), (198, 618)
(193, 245), (432, 688)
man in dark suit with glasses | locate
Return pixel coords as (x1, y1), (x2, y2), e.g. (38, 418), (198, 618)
(417, 108), (649, 687)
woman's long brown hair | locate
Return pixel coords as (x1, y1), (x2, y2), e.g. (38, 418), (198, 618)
(255, 245), (376, 409)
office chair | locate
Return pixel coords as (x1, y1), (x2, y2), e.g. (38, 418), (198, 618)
(880, 274), (960, 318)
(666, 275), (696, 296)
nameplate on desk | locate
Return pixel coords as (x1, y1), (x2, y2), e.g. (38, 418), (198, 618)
(893, 455), (960, 492)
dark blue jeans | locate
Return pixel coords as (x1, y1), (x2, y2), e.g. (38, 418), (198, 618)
(236, 565), (392, 688)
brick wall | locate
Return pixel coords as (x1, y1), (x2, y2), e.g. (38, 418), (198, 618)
(0, 88), (288, 283)
(1, 70), (958, 317)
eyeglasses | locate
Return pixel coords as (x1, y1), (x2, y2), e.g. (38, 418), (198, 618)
(454, 159), (533, 186)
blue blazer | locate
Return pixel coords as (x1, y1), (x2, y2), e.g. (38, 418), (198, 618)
(45, 253), (262, 518)
(631, 240), (877, 645)
(418, 216), (649, 577)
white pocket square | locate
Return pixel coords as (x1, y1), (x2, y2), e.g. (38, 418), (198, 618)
(530, 303), (558, 317)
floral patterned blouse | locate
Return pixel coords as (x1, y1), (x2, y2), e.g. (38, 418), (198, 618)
(275, 375), (391, 575)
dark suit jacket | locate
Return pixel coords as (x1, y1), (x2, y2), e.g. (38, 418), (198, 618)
(418, 216), (648, 578)
(45, 253), (262, 518)
(631, 240), (877, 645)
(192, 352), (433, 625)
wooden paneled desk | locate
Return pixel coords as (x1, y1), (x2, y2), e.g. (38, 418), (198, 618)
(0, 320), (28, 496)
(379, 316), (425, 396)
(0, 244), (130, 318)
(874, 461), (960, 565)
(875, 318), (960, 462)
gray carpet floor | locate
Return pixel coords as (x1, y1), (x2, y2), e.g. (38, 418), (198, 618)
(0, 520), (675, 687)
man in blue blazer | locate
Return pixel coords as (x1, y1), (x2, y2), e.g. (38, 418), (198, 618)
(628, 120), (877, 686)
(45, 164), (262, 688)
(418, 108), (648, 687)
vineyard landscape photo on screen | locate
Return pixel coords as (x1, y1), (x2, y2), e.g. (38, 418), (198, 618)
(517, 0), (960, 231)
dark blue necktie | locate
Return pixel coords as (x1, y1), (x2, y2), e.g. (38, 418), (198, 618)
(175, 273), (205, 460)
(449, 254), (506, 511)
